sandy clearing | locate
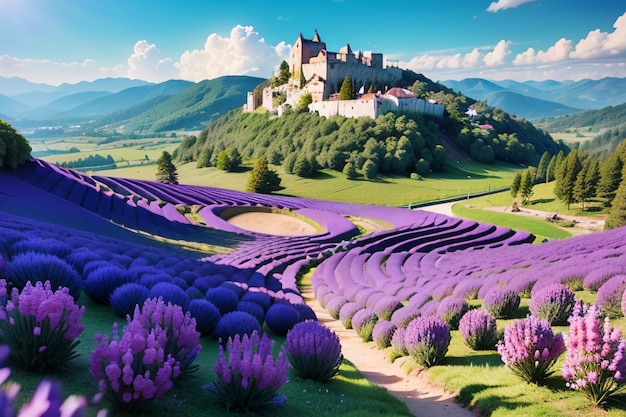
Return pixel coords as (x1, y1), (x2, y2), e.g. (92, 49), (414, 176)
(226, 212), (318, 236)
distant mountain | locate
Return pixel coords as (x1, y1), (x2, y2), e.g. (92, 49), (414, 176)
(441, 77), (626, 119)
(116, 75), (265, 133)
(0, 93), (31, 116)
(5, 77), (152, 107)
(535, 102), (626, 132)
(28, 91), (112, 118)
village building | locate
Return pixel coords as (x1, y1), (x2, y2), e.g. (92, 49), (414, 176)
(245, 31), (444, 120)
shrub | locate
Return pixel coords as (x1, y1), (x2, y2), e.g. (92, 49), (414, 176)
(90, 321), (180, 411)
(596, 275), (626, 318)
(286, 321), (343, 382)
(436, 297), (469, 330)
(6, 252), (82, 300)
(483, 287), (520, 319)
(265, 303), (300, 336)
(203, 331), (288, 412)
(11, 237), (73, 259)
(133, 298), (201, 374)
(326, 295), (349, 319)
(339, 302), (363, 329)
(0, 280), (84, 372)
(529, 283), (576, 325)
(214, 311), (262, 342)
(372, 320), (397, 349)
(390, 306), (420, 329)
(241, 291), (273, 311)
(83, 265), (132, 305)
(497, 316), (564, 384)
(404, 317), (451, 367)
(391, 327), (408, 357)
(236, 301), (266, 324)
(351, 308), (378, 342)
(372, 296), (403, 321)
(458, 309), (499, 350)
(562, 302), (626, 406)
(205, 287), (240, 315)
(291, 303), (317, 322)
(110, 283), (150, 318)
(149, 282), (190, 310)
(188, 299), (221, 336)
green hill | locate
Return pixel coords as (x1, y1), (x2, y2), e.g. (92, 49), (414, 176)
(535, 102), (626, 132)
(119, 76), (265, 133)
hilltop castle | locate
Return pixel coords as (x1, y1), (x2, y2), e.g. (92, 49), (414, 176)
(245, 31), (444, 119)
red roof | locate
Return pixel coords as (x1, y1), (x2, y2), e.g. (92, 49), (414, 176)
(386, 88), (415, 99)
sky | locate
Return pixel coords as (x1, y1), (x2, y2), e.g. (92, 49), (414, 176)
(0, 0), (624, 86)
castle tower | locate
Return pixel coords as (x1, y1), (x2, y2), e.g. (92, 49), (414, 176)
(290, 30), (326, 80)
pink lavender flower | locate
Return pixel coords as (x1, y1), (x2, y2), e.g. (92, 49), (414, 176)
(0, 280), (84, 372)
(204, 330), (288, 412)
(562, 302), (626, 406)
(497, 316), (564, 384)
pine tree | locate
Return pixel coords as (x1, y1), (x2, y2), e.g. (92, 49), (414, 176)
(510, 171), (522, 198)
(554, 149), (582, 209)
(362, 159), (377, 180)
(155, 151), (178, 185)
(278, 60), (290, 85)
(339, 76), (355, 100)
(342, 162), (358, 179)
(520, 169), (535, 205)
(535, 151), (551, 183)
(605, 171), (626, 230)
(246, 157), (281, 194)
(598, 152), (624, 205)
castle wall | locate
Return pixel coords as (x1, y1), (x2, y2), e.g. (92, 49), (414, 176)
(308, 97), (378, 119)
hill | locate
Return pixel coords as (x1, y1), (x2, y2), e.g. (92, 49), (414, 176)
(441, 77), (626, 119)
(535, 102), (626, 132)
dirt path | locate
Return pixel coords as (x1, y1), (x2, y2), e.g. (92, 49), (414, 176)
(302, 287), (474, 417)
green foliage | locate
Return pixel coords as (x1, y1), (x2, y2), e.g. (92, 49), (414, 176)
(605, 171), (626, 230)
(59, 154), (116, 170)
(155, 151), (179, 185)
(278, 60), (290, 85)
(342, 161), (358, 179)
(520, 168), (535, 205)
(339, 76), (355, 100)
(246, 157), (281, 193)
(555, 149), (582, 209)
(536, 151), (551, 183)
(296, 93), (313, 112)
(0, 119), (32, 169)
(574, 159), (600, 210)
(216, 148), (242, 172)
(510, 171), (522, 197)
(362, 159), (377, 180)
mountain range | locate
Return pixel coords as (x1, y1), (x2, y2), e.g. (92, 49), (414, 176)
(441, 77), (626, 119)
(1, 75), (625, 136)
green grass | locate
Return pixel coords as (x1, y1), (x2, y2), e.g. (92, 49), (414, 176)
(8, 295), (413, 417)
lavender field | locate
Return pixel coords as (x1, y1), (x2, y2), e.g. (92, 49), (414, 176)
(1, 158), (626, 415)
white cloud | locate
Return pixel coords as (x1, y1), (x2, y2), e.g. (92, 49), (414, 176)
(486, 0), (534, 12)
(178, 25), (288, 82)
(462, 48), (482, 67)
(571, 11), (626, 59)
(127, 40), (178, 83)
(513, 38), (572, 65)
(483, 40), (511, 66)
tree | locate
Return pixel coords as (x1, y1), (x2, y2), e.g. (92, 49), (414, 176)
(362, 159), (377, 180)
(554, 149), (582, 209)
(520, 168), (535, 205)
(296, 93), (312, 112)
(339, 76), (355, 100)
(278, 60), (290, 85)
(246, 157), (281, 194)
(605, 171), (626, 230)
(410, 80), (428, 98)
(342, 161), (358, 179)
(535, 151), (551, 183)
(414, 158), (431, 176)
(598, 152), (623, 205)
(155, 151), (178, 185)
(216, 148), (241, 171)
(510, 171), (522, 198)
(574, 159), (600, 211)
(0, 119), (31, 169)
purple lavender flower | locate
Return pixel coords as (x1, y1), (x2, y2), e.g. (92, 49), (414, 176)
(436, 297), (469, 330)
(391, 326), (408, 357)
(351, 308), (378, 342)
(497, 316), (564, 384)
(596, 275), (626, 318)
(338, 301), (364, 330)
(458, 309), (499, 350)
(562, 302), (626, 406)
(188, 299), (221, 336)
(110, 283), (150, 318)
(205, 330), (288, 412)
(372, 295), (403, 321)
(404, 316), (451, 367)
(529, 283), (576, 325)
(372, 320), (397, 349)
(0, 280), (84, 372)
(483, 286), (520, 319)
(325, 295), (349, 320)
(286, 320), (343, 382)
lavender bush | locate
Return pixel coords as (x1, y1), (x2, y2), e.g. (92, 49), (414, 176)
(497, 316), (564, 384)
(390, 327), (408, 358)
(188, 299), (221, 336)
(529, 283), (576, 325)
(436, 297), (469, 330)
(0, 280), (84, 372)
(351, 308), (378, 342)
(372, 320), (397, 349)
(339, 302), (364, 329)
(404, 317), (451, 368)
(483, 287), (520, 319)
(562, 302), (626, 406)
(214, 311), (262, 342)
(596, 275), (626, 318)
(90, 321), (181, 411)
(286, 320), (343, 382)
(458, 309), (499, 350)
(204, 331), (288, 412)
(110, 283), (150, 318)
(265, 303), (300, 336)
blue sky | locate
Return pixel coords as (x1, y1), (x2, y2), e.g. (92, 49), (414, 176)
(0, 0), (624, 85)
